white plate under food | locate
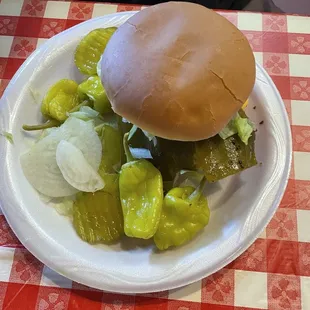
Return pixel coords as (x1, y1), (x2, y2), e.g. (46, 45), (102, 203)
(0, 12), (292, 293)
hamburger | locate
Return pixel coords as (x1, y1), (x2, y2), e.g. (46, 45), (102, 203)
(99, 1), (257, 185)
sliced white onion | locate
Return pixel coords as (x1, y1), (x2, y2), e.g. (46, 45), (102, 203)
(20, 117), (102, 197)
(56, 140), (104, 193)
(56, 117), (102, 170)
(21, 134), (79, 197)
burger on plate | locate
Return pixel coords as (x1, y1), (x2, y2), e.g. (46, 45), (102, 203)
(99, 1), (257, 185)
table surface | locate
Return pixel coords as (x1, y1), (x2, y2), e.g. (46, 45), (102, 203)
(1, 0), (310, 309)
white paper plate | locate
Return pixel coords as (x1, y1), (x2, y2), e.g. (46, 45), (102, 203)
(0, 12), (292, 293)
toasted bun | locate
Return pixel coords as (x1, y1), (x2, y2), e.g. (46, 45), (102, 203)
(100, 1), (255, 141)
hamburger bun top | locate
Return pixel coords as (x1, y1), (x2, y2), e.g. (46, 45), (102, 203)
(100, 1), (256, 141)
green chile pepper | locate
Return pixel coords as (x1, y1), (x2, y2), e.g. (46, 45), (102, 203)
(97, 123), (123, 173)
(119, 131), (163, 239)
(41, 79), (80, 121)
(97, 122), (123, 194)
(154, 177), (210, 250)
(22, 100), (90, 131)
(78, 76), (112, 115)
(23, 80), (87, 132)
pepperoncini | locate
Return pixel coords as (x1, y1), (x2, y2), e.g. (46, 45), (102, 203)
(78, 76), (112, 115)
(154, 177), (210, 250)
(119, 130), (163, 239)
(41, 79), (80, 122)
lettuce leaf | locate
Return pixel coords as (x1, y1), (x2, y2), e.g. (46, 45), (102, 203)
(219, 118), (237, 140)
(234, 114), (255, 145)
(219, 112), (255, 145)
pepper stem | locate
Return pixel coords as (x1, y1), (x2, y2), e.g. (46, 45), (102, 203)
(22, 119), (61, 131)
(188, 176), (207, 203)
(22, 100), (91, 132)
(123, 132), (134, 162)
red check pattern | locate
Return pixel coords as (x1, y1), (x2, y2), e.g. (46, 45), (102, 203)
(1, 1), (310, 309)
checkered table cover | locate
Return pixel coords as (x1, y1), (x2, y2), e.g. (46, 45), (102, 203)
(1, 0), (310, 309)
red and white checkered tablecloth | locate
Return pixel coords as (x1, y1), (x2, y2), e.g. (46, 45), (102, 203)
(1, 0), (310, 309)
